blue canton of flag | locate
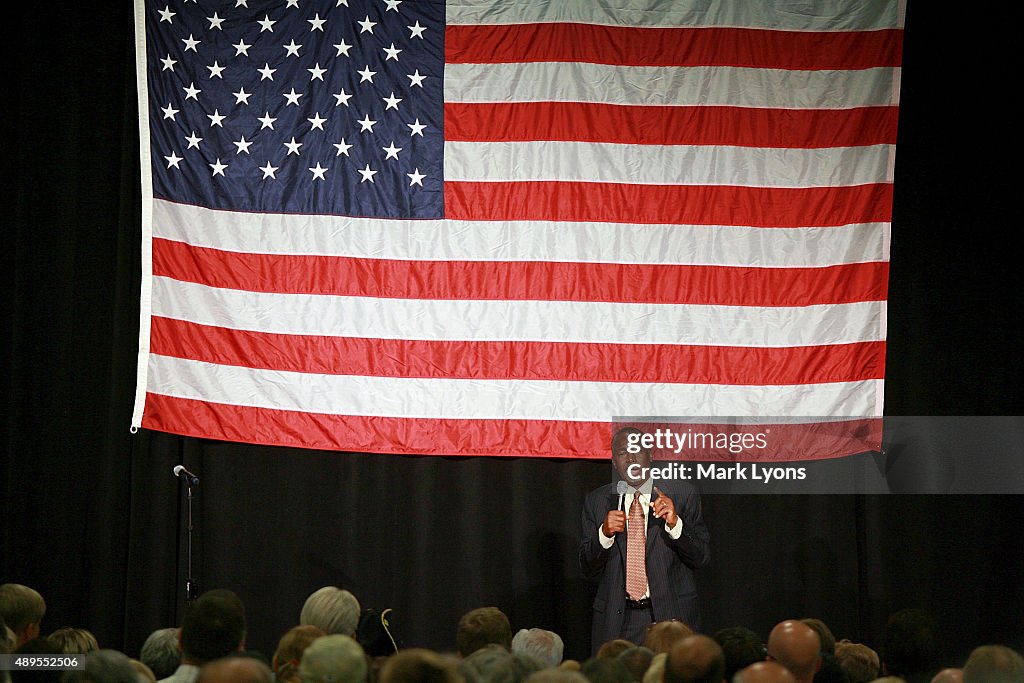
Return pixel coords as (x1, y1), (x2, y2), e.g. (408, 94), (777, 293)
(147, 0), (444, 218)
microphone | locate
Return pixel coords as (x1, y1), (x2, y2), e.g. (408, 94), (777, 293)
(173, 465), (200, 486)
(616, 480), (628, 512)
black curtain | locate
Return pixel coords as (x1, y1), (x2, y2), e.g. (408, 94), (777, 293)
(3, 0), (1022, 667)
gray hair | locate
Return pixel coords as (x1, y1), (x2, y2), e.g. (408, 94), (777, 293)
(299, 634), (368, 683)
(512, 629), (564, 668)
(140, 627), (181, 680)
(300, 587), (361, 637)
(460, 646), (546, 683)
(61, 649), (141, 683)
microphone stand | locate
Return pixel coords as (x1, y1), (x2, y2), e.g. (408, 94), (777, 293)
(183, 479), (199, 604)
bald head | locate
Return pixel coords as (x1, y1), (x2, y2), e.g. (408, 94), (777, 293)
(963, 645), (1024, 683)
(931, 669), (963, 683)
(644, 620), (694, 655)
(664, 635), (726, 683)
(198, 657), (273, 683)
(766, 621), (821, 683)
(733, 661), (797, 683)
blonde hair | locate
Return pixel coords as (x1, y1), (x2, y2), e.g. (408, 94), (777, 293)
(47, 627), (100, 654)
(0, 584), (45, 633)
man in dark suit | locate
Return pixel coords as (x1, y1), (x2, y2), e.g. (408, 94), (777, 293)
(580, 427), (711, 653)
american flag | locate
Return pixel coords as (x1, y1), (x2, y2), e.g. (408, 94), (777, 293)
(132, 0), (903, 458)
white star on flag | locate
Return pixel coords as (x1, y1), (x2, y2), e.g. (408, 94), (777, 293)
(407, 168), (425, 186)
(357, 164), (377, 183)
(309, 163), (329, 180)
(357, 115), (377, 133)
(164, 152), (183, 169)
(259, 162), (278, 179)
(333, 139), (352, 156)
(358, 16), (376, 33)
(307, 113), (327, 130)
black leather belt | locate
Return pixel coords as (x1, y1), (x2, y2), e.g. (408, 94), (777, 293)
(625, 597), (652, 609)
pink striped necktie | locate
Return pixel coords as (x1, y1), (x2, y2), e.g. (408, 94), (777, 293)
(625, 491), (647, 600)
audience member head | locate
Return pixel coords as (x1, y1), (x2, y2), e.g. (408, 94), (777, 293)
(301, 587), (362, 638)
(130, 658), (157, 683)
(179, 592), (246, 665)
(380, 648), (463, 683)
(643, 653), (667, 683)
(525, 670), (588, 683)
(12, 636), (62, 683)
(930, 669), (963, 683)
(0, 584), (46, 648)
(617, 647), (655, 682)
(459, 645), (509, 683)
(714, 628), (766, 681)
(962, 645), (1024, 683)
(140, 628), (181, 680)
(274, 625), (327, 683)
(1, 615), (17, 654)
(882, 609), (939, 683)
(459, 644), (545, 683)
(512, 629), (564, 668)
(596, 640), (635, 661)
(734, 661), (797, 683)
(644, 621), (694, 656)
(358, 608), (399, 657)
(833, 642), (878, 683)
(60, 649), (138, 683)
(664, 634), (726, 683)
(456, 608), (513, 658)
(203, 590), (246, 624)
(198, 656), (274, 683)
(766, 621), (821, 683)
(798, 621), (834, 656)
(813, 653), (848, 683)
(299, 634), (367, 683)
(46, 628), (98, 655)
(579, 657), (633, 683)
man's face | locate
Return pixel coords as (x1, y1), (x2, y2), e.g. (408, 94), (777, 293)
(612, 430), (652, 485)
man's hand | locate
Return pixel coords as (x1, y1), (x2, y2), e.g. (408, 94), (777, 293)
(652, 487), (679, 529)
(603, 510), (626, 537)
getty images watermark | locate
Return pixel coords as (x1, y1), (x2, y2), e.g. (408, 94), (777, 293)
(622, 426), (808, 483)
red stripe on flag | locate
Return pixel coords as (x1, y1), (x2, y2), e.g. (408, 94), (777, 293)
(150, 317), (887, 385)
(142, 393), (881, 459)
(445, 182), (894, 227)
(445, 24), (903, 69)
(445, 104), (899, 148)
(152, 238), (888, 306)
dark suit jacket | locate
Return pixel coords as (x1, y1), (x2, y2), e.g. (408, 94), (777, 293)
(579, 479), (710, 652)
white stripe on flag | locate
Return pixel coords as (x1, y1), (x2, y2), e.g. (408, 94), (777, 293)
(151, 276), (886, 347)
(445, 0), (903, 30)
(148, 354), (885, 420)
(152, 200), (889, 268)
(444, 141), (895, 187)
(444, 63), (900, 108)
